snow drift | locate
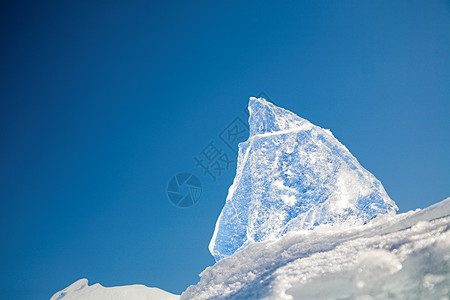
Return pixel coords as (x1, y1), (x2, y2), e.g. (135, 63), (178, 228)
(51, 278), (179, 300)
(182, 197), (450, 299)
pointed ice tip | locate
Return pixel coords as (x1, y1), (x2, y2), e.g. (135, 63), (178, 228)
(249, 96), (268, 103)
(248, 97), (310, 136)
(248, 97), (272, 115)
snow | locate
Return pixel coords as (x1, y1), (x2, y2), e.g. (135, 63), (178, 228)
(50, 279), (179, 300)
(182, 197), (450, 300)
(209, 98), (397, 261)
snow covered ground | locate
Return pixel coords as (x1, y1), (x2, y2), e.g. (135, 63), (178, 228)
(182, 197), (450, 299)
(53, 197), (449, 300)
(51, 278), (179, 300)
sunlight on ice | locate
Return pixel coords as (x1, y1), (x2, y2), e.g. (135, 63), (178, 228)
(209, 97), (398, 261)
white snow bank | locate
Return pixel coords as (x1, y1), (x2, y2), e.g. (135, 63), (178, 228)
(50, 278), (179, 300)
(182, 198), (450, 299)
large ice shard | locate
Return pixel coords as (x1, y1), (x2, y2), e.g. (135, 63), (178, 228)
(209, 97), (398, 261)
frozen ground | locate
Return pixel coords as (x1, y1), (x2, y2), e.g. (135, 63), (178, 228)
(182, 197), (450, 299)
(52, 98), (448, 299)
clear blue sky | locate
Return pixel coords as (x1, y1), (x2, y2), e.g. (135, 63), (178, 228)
(0, 1), (449, 299)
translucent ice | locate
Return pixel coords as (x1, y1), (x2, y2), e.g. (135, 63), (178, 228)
(209, 97), (398, 261)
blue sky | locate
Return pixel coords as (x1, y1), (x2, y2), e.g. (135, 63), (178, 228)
(0, 0), (449, 298)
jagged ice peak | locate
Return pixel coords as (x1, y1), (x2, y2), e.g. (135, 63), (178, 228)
(209, 97), (398, 261)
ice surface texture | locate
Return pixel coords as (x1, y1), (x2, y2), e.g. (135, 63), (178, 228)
(209, 97), (398, 261)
